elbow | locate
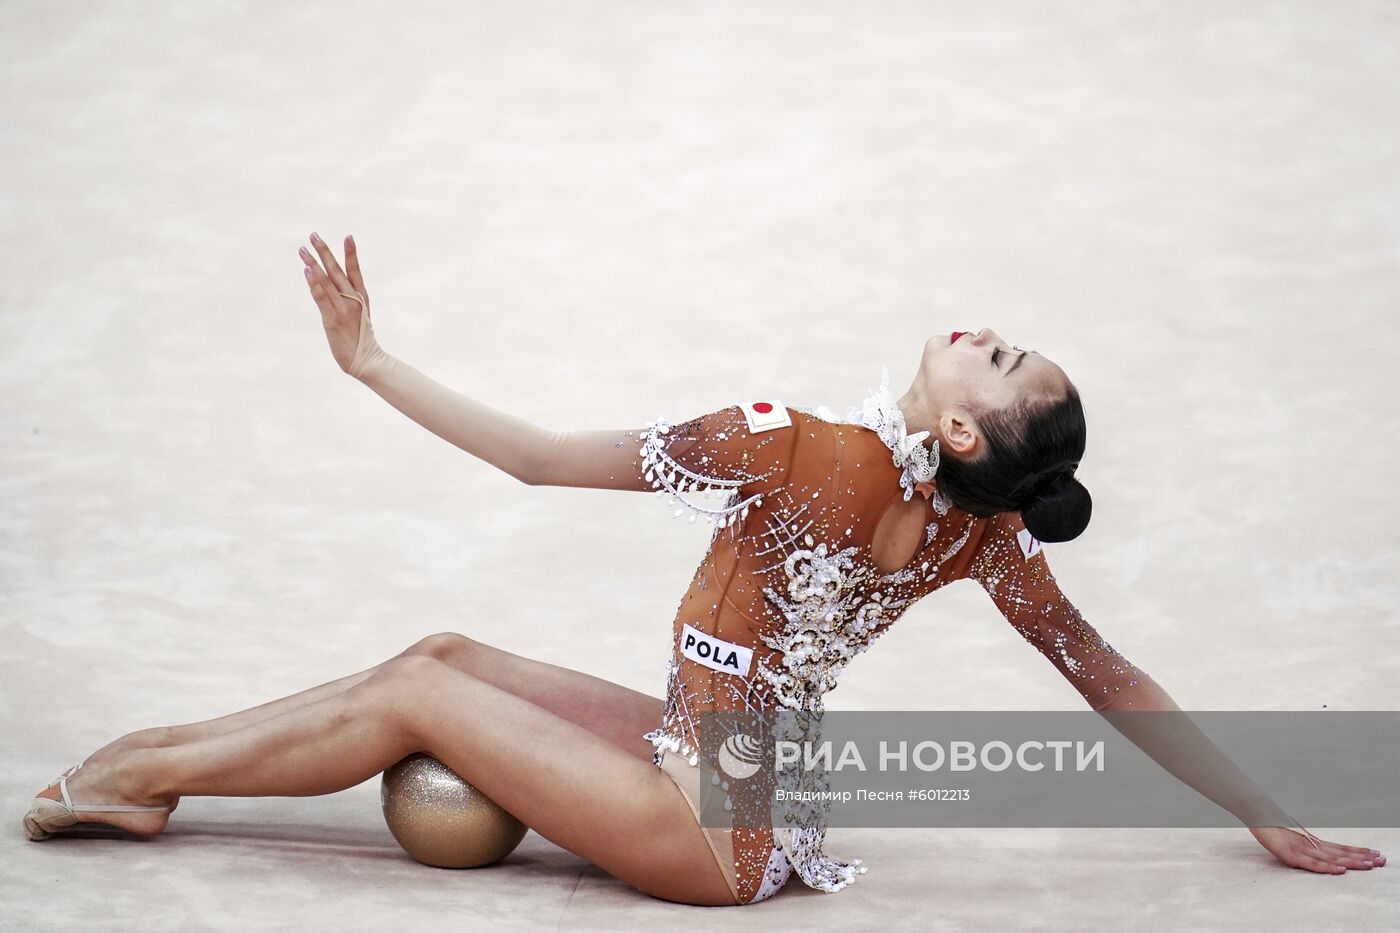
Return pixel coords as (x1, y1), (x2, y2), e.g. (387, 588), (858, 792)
(522, 427), (567, 488)
(1083, 679), (1144, 712)
(1089, 693), (1128, 713)
(521, 452), (560, 488)
(1087, 669), (1174, 713)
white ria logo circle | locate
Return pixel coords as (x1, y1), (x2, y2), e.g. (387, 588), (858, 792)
(717, 733), (763, 780)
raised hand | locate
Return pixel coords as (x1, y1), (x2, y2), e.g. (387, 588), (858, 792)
(1250, 825), (1386, 874)
(299, 231), (389, 379)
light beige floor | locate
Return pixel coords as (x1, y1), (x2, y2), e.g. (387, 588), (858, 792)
(2, 1), (1397, 930)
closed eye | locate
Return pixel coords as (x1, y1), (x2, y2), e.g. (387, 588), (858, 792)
(991, 347), (1001, 367)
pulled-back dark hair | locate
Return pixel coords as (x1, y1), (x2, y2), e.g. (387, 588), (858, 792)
(935, 388), (1091, 542)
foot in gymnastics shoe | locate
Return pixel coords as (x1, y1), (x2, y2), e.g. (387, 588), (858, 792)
(23, 760), (174, 841)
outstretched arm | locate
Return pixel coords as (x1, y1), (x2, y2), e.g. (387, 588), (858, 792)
(965, 510), (1384, 874)
(299, 234), (790, 497)
(298, 232), (655, 487)
(355, 365), (789, 495)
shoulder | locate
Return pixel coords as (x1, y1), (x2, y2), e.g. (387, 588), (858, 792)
(664, 399), (797, 437)
(961, 510), (1049, 581)
(991, 510), (1045, 560)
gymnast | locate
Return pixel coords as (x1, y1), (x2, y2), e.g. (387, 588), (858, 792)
(23, 232), (1385, 906)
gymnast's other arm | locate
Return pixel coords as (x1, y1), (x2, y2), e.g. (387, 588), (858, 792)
(967, 510), (1386, 875)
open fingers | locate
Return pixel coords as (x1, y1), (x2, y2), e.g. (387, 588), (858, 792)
(298, 244), (320, 276)
(1310, 834), (1386, 863)
(308, 231), (355, 296)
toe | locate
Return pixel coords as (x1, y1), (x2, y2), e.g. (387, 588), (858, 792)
(23, 804), (59, 841)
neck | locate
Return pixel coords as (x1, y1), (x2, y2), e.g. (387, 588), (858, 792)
(895, 383), (938, 444)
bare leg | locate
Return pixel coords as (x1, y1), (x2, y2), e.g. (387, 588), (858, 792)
(41, 656), (735, 906)
(89, 633), (662, 765)
(86, 664), (383, 762)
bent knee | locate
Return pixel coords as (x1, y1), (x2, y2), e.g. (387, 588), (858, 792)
(368, 653), (450, 688)
(358, 655), (465, 736)
(404, 631), (476, 665)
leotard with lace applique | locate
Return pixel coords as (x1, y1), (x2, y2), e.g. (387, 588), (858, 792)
(349, 333), (1307, 903)
(543, 366), (1294, 903)
(607, 366), (1151, 900)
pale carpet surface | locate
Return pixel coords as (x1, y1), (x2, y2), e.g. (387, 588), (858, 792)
(2, 1), (1397, 930)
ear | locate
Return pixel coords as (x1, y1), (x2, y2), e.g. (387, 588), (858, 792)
(939, 411), (978, 457)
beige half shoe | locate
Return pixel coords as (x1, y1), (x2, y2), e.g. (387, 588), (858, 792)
(23, 762), (172, 841)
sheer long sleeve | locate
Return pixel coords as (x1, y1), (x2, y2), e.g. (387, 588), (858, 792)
(965, 511), (1295, 828)
(966, 510), (1143, 711)
(356, 354), (792, 504)
(357, 354), (558, 483)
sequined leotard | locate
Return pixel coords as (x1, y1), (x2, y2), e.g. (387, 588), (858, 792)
(350, 345), (1296, 904)
(628, 368), (1147, 904)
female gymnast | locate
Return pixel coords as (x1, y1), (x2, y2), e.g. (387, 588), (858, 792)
(23, 232), (1385, 905)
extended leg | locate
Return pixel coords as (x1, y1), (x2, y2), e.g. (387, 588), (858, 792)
(89, 633), (662, 763)
(45, 656), (734, 906)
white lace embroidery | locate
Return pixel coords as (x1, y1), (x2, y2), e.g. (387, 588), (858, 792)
(857, 366), (940, 503)
(646, 375), (960, 897)
(643, 658), (702, 766)
(774, 825), (866, 892)
(757, 541), (911, 711)
(639, 416), (763, 533)
(798, 366), (951, 511)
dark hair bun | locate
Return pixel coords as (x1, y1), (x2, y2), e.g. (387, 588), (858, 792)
(1021, 470), (1092, 543)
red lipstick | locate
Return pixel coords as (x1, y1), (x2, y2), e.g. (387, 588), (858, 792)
(950, 330), (970, 343)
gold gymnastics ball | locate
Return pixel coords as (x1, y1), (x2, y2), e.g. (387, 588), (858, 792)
(380, 752), (527, 868)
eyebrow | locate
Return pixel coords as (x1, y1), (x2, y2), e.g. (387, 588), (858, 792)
(1005, 350), (1028, 376)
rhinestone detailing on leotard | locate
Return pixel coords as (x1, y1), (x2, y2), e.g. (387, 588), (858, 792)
(636, 375), (1145, 900)
(639, 415), (767, 538)
(756, 541), (913, 712)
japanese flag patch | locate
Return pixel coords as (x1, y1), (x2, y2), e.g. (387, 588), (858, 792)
(1016, 526), (1042, 561)
(740, 400), (791, 433)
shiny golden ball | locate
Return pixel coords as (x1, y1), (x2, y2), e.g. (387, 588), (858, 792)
(380, 753), (527, 868)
